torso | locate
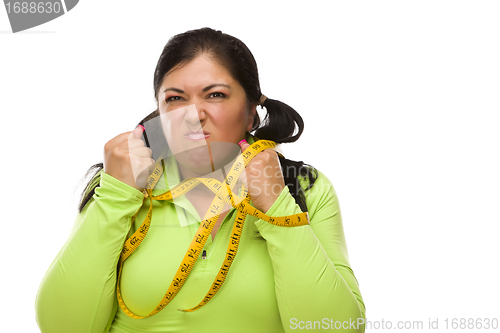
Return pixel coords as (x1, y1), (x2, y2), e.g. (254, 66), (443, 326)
(211, 211), (228, 239)
(115, 198), (283, 332)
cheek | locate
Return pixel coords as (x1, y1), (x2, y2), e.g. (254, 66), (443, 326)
(217, 105), (249, 129)
(216, 114), (248, 141)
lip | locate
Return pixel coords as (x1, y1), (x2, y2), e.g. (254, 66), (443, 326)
(184, 129), (209, 141)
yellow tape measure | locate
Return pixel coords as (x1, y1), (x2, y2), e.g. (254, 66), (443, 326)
(117, 140), (309, 318)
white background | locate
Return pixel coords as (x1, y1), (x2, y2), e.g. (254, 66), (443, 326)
(1, 1), (499, 332)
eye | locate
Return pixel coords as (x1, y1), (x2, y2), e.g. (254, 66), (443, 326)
(166, 96), (182, 102)
(208, 92), (226, 98)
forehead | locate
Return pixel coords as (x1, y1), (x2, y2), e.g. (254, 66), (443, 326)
(161, 55), (235, 88)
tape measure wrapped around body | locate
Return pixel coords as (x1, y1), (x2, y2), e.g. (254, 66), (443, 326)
(117, 140), (309, 319)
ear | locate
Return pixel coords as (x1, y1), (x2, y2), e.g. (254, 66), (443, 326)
(246, 103), (257, 132)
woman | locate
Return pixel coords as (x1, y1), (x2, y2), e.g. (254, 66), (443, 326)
(35, 27), (366, 332)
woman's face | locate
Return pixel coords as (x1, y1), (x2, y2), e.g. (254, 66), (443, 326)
(158, 54), (256, 176)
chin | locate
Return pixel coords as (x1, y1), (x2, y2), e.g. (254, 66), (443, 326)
(173, 142), (241, 177)
(174, 145), (212, 174)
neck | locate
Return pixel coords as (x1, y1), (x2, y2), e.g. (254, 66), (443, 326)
(177, 163), (226, 197)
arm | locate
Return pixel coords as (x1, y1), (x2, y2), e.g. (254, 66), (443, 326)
(255, 171), (366, 332)
(35, 173), (145, 333)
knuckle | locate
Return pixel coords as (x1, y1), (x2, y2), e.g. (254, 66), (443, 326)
(104, 140), (115, 153)
(113, 144), (126, 156)
(105, 132), (129, 152)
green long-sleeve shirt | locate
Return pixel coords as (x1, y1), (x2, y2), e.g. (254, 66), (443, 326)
(35, 144), (366, 332)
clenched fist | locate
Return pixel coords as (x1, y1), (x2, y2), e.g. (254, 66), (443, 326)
(238, 139), (285, 213)
(103, 125), (156, 191)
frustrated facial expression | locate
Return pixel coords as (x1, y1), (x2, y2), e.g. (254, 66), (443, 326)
(158, 54), (256, 177)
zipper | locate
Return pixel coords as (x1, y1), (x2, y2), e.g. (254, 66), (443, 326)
(201, 208), (234, 261)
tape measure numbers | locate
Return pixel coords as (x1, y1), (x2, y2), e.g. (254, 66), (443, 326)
(117, 140), (309, 318)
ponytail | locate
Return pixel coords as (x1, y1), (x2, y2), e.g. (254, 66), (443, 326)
(254, 98), (304, 144)
(252, 97), (318, 212)
(77, 162), (103, 213)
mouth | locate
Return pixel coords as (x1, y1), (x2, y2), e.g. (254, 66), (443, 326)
(184, 129), (209, 141)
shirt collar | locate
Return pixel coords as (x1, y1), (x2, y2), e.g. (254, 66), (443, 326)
(150, 135), (257, 222)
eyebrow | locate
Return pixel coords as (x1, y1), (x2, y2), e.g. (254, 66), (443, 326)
(163, 84), (231, 94)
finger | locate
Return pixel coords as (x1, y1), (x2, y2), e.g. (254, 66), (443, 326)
(131, 157), (156, 187)
(138, 158), (157, 175)
(128, 125), (147, 149)
(135, 162), (155, 189)
(238, 139), (250, 153)
(128, 137), (148, 149)
(132, 146), (153, 158)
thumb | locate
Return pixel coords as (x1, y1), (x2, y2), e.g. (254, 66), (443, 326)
(239, 139), (250, 153)
(130, 124), (145, 140)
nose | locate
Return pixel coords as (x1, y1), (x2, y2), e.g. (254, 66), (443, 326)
(183, 102), (206, 127)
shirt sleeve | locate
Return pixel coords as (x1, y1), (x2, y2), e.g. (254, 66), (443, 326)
(254, 170), (366, 332)
(35, 172), (145, 333)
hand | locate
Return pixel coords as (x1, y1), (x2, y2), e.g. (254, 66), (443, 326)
(103, 125), (156, 191)
(238, 140), (285, 213)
